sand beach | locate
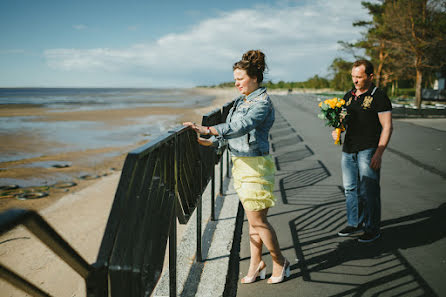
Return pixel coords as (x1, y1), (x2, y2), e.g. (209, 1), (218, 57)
(0, 87), (239, 213)
(0, 87), (238, 296)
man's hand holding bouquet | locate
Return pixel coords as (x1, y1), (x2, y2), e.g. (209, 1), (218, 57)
(318, 98), (346, 145)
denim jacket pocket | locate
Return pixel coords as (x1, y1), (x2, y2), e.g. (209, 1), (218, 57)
(230, 134), (249, 153)
(248, 130), (257, 144)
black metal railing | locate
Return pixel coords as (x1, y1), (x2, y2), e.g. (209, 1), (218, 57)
(0, 209), (91, 297)
(0, 100), (235, 297)
(201, 107), (221, 222)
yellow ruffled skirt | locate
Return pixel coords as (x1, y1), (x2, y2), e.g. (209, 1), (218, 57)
(231, 155), (276, 211)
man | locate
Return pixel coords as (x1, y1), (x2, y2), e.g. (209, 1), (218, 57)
(333, 59), (393, 243)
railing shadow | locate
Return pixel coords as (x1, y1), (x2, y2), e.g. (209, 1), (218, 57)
(278, 161), (331, 205)
(271, 108), (441, 296)
(288, 203), (445, 297)
(274, 147), (315, 171)
(271, 136), (303, 152)
(280, 168), (443, 296)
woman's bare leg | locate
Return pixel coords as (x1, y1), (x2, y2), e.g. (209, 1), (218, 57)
(245, 209), (285, 277)
(244, 223), (264, 277)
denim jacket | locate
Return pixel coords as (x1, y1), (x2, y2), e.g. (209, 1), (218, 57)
(211, 87), (275, 157)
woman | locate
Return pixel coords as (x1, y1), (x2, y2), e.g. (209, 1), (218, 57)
(184, 50), (290, 284)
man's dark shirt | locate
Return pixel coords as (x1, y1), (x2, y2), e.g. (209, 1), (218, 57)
(342, 84), (392, 153)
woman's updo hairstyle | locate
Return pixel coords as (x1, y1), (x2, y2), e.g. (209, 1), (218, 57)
(233, 50), (267, 83)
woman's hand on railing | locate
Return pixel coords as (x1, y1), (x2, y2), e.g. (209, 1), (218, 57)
(183, 122), (210, 135)
(197, 137), (213, 146)
(183, 122), (214, 146)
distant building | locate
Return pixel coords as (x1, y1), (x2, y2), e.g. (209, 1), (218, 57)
(422, 70), (446, 101)
(433, 76), (445, 90)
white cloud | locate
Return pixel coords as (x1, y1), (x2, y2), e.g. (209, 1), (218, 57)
(46, 0), (371, 87)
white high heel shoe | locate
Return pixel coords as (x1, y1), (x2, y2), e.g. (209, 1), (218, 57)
(241, 261), (267, 284)
(268, 258), (290, 284)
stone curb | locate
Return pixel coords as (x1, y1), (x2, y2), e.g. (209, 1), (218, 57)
(153, 153), (238, 297)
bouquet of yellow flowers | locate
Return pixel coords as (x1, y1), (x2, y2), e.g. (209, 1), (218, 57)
(318, 97), (346, 145)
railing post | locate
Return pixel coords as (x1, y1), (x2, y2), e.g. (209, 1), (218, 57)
(169, 131), (179, 297)
(196, 161), (202, 262)
(211, 154), (215, 221)
(219, 153), (224, 196)
(169, 208), (177, 297)
(86, 263), (107, 297)
(226, 149), (230, 178)
(0, 265), (51, 297)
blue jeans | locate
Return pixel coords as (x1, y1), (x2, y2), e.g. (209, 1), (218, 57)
(341, 148), (381, 233)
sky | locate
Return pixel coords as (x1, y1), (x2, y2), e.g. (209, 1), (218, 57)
(0, 0), (372, 88)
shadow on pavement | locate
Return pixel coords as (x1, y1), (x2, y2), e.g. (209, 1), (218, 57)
(284, 182), (445, 296)
(272, 109), (443, 296)
(233, 109), (443, 296)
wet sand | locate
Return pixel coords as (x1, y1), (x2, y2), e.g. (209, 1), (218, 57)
(0, 87), (240, 296)
(0, 87), (239, 213)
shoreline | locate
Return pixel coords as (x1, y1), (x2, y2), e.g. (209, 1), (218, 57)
(0, 86), (238, 296)
(0, 87), (238, 213)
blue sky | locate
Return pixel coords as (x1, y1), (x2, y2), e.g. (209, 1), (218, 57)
(0, 0), (372, 88)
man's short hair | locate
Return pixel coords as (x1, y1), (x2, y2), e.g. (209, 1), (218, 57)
(353, 60), (374, 76)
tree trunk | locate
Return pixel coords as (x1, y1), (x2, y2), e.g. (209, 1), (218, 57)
(376, 65), (382, 87)
(414, 1), (426, 110)
(376, 41), (386, 87)
(415, 68), (423, 109)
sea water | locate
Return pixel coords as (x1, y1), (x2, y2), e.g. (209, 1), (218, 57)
(0, 88), (214, 163)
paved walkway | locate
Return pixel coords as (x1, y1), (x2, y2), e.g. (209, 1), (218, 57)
(235, 94), (446, 297)
(153, 93), (446, 297)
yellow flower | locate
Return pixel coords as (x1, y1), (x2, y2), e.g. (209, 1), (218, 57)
(320, 97), (345, 110)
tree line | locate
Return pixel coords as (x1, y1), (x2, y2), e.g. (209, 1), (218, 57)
(338, 0), (446, 108)
(210, 0), (446, 108)
(214, 75), (331, 90)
